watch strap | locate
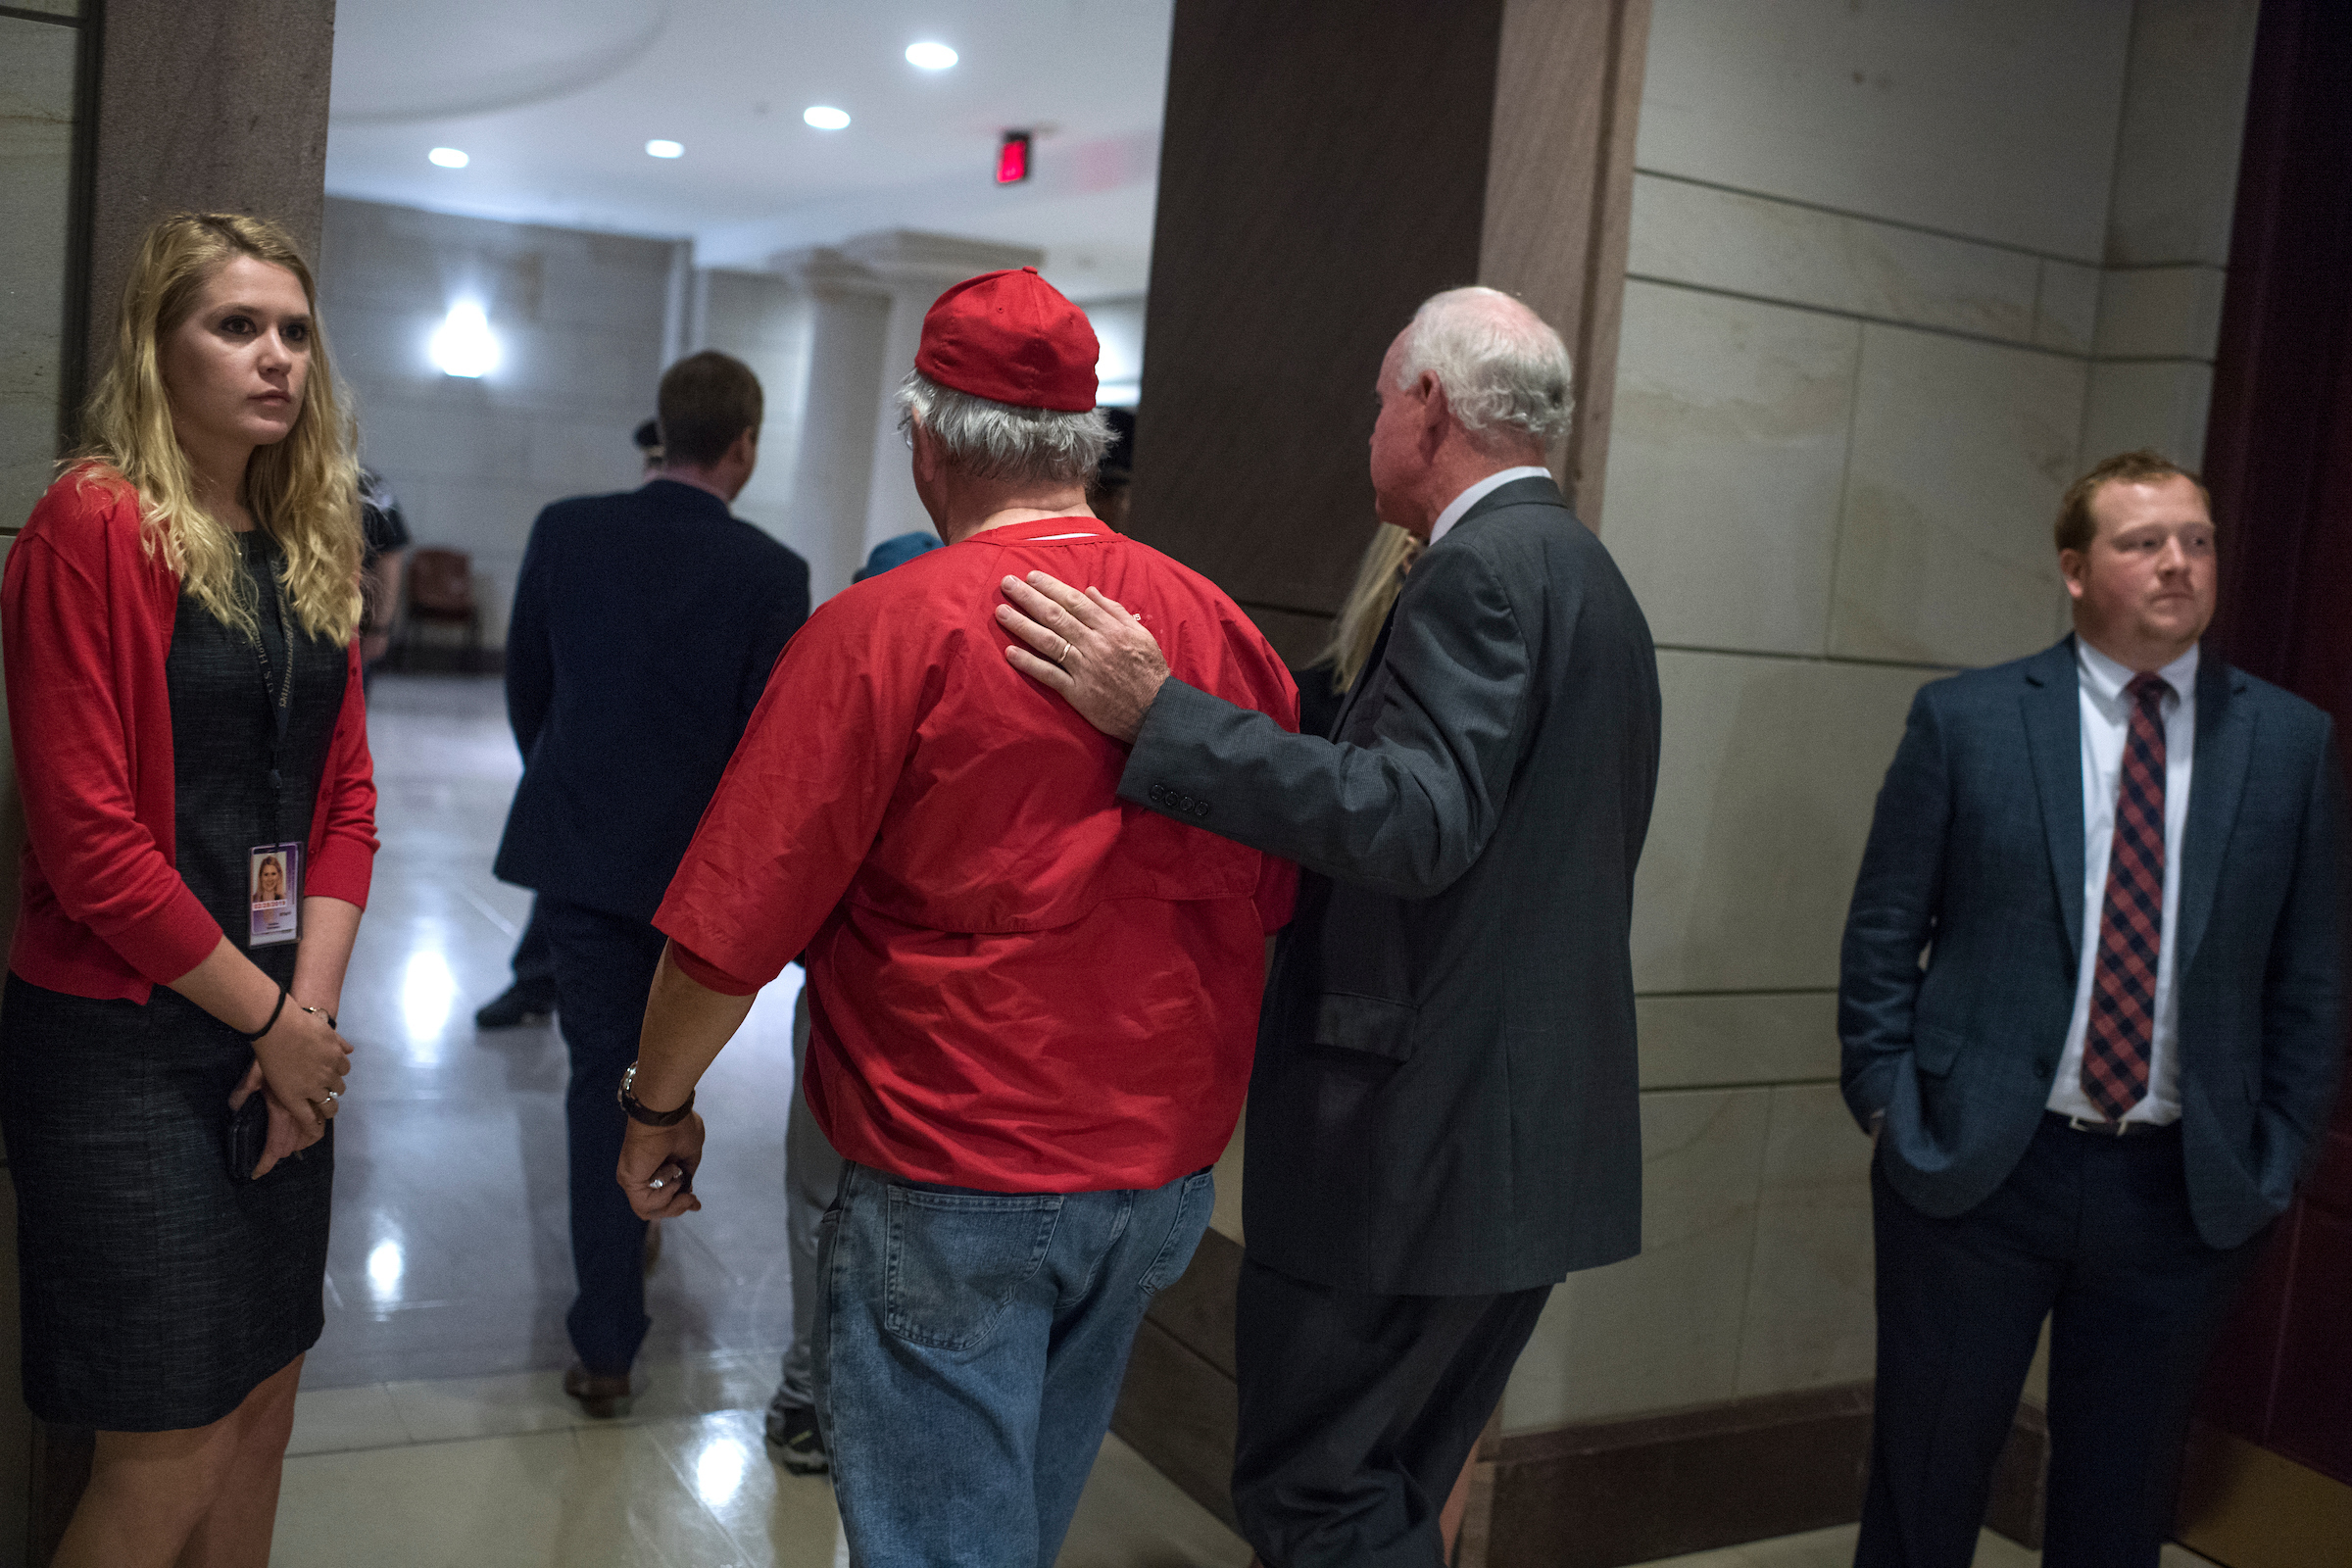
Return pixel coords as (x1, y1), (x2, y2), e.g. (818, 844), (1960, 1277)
(618, 1065), (695, 1128)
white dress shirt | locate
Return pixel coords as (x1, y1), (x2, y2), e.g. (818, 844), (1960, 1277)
(1427, 466), (1552, 545)
(2047, 638), (2199, 1124)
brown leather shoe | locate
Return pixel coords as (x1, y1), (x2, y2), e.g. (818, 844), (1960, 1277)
(564, 1363), (633, 1419)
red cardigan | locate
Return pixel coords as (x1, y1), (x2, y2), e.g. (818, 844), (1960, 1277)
(2, 468), (377, 1003)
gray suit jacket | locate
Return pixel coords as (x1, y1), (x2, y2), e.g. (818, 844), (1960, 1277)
(1123, 476), (1662, 1294)
(1840, 638), (2347, 1250)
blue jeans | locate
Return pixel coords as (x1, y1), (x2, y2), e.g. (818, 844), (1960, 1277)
(815, 1159), (1215, 1568)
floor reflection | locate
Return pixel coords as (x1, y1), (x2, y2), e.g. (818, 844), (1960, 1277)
(309, 673), (801, 1389)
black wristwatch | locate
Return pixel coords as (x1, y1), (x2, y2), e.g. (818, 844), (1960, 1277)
(617, 1063), (695, 1127)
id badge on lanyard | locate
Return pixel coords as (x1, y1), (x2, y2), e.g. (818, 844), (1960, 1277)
(250, 562), (302, 947)
(250, 842), (303, 946)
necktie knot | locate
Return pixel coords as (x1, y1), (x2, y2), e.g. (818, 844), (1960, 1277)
(2127, 672), (2171, 712)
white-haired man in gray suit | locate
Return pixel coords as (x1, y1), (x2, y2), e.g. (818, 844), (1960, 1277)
(999, 286), (1662, 1568)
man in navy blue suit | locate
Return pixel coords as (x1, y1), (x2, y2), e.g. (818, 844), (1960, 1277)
(1840, 449), (2345, 1568)
(494, 351), (809, 1414)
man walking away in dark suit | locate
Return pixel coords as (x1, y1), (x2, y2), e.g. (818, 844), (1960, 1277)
(476, 418), (664, 1034)
(999, 286), (1662, 1568)
(494, 352), (809, 1416)
(1839, 449), (2346, 1568)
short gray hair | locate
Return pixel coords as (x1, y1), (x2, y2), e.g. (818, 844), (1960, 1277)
(1395, 286), (1574, 447)
(894, 370), (1112, 485)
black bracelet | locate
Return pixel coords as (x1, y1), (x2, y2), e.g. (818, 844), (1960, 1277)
(242, 987), (289, 1043)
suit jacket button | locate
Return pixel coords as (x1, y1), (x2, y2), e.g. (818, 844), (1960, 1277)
(2035, 1058), (2055, 1077)
(1195, 800), (1210, 816)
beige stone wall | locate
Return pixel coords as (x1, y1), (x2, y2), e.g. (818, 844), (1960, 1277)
(1499, 0), (2260, 1434)
(317, 198), (683, 647)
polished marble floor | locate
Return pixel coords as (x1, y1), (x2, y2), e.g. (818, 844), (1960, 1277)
(1626, 1525), (2218, 1568)
(311, 673), (801, 1389)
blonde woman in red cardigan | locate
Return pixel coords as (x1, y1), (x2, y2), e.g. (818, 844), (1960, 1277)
(1, 213), (376, 1568)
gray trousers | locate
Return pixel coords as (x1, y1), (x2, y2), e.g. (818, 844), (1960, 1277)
(779, 982), (845, 1407)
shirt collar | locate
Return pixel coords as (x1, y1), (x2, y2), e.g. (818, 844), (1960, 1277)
(957, 515), (1108, 545)
(1428, 466), (1553, 546)
(2076, 634), (2198, 709)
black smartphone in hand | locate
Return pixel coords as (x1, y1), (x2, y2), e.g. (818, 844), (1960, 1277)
(224, 1091), (269, 1182)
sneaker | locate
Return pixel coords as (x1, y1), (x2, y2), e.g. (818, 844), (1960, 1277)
(474, 983), (556, 1029)
(764, 1390), (828, 1474)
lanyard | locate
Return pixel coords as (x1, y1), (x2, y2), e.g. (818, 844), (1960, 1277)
(251, 553), (294, 842)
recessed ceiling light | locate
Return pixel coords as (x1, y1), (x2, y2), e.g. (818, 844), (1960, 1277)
(645, 139), (685, 159)
(906, 41), (957, 71)
(803, 105), (851, 130)
(428, 147), (468, 169)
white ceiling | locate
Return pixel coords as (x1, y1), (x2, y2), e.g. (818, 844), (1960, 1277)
(324, 0), (1174, 298)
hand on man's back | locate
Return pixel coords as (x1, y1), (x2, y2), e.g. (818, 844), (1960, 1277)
(997, 571), (1171, 745)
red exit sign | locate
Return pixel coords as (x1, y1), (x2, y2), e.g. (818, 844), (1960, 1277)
(997, 130), (1032, 185)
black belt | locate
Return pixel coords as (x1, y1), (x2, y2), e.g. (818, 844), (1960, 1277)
(2043, 1109), (2178, 1140)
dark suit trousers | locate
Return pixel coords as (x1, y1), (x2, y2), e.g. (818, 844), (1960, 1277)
(1232, 1255), (1549, 1568)
(510, 898), (557, 1000)
(1860, 1117), (2263, 1568)
(541, 897), (665, 1374)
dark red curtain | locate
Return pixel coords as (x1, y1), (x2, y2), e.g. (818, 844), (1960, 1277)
(2196, 0), (2352, 1491)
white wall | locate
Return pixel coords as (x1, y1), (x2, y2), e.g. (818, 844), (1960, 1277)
(1498, 0), (2262, 1434)
(318, 198), (682, 648)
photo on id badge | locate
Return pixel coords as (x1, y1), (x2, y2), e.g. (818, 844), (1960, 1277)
(249, 843), (301, 946)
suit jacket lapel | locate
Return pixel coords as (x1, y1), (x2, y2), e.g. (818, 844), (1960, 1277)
(2020, 640), (2086, 965)
(2176, 655), (2252, 980)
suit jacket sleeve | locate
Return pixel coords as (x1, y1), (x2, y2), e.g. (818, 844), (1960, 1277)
(2255, 717), (2348, 1196)
(741, 551), (810, 728)
(1118, 538), (1531, 901)
(505, 510), (556, 758)
(1838, 685), (1952, 1128)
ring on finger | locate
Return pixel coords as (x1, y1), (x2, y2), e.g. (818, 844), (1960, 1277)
(1054, 635), (1072, 665)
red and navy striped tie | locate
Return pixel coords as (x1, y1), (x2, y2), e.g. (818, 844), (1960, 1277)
(2082, 672), (2171, 1120)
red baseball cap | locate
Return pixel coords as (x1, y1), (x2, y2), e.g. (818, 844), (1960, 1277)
(914, 267), (1099, 413)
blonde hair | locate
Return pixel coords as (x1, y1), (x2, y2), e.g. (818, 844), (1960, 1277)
(1313, 523), (1423, 694)
(75, 212), (363, 645)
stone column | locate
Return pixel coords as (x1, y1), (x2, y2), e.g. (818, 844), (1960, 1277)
(770, 247), (894, 601)
(1124, 0), (1646, 666)
(839, 230), (1045, 556)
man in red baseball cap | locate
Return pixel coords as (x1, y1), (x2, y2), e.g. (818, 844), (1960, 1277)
(610, 267), (1299, 1563)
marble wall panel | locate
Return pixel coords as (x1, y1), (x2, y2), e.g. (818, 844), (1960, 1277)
(1502, 1088), (1772, 1431)
(1637, 0), (2132, 262)
(0, 18), (77, 531)
(523, 416), (649, 496)
(1632, 651), (1934, 995)
(694, 270), (816, 555)
(2079, 361), (2214, 472)
(1735, 1083), (1878, 1396)
(1626, 175), (2039, 342)
(2093, 266), (2229, 363)
(323, 201), (675, 649)
(2033, 262), (2102, 356)
(1828, 325), (2083, 667)
(2104, 0), (2262, 268)
(1601, 281), (1859, 657)
(1637, 992), (1838, 1090)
